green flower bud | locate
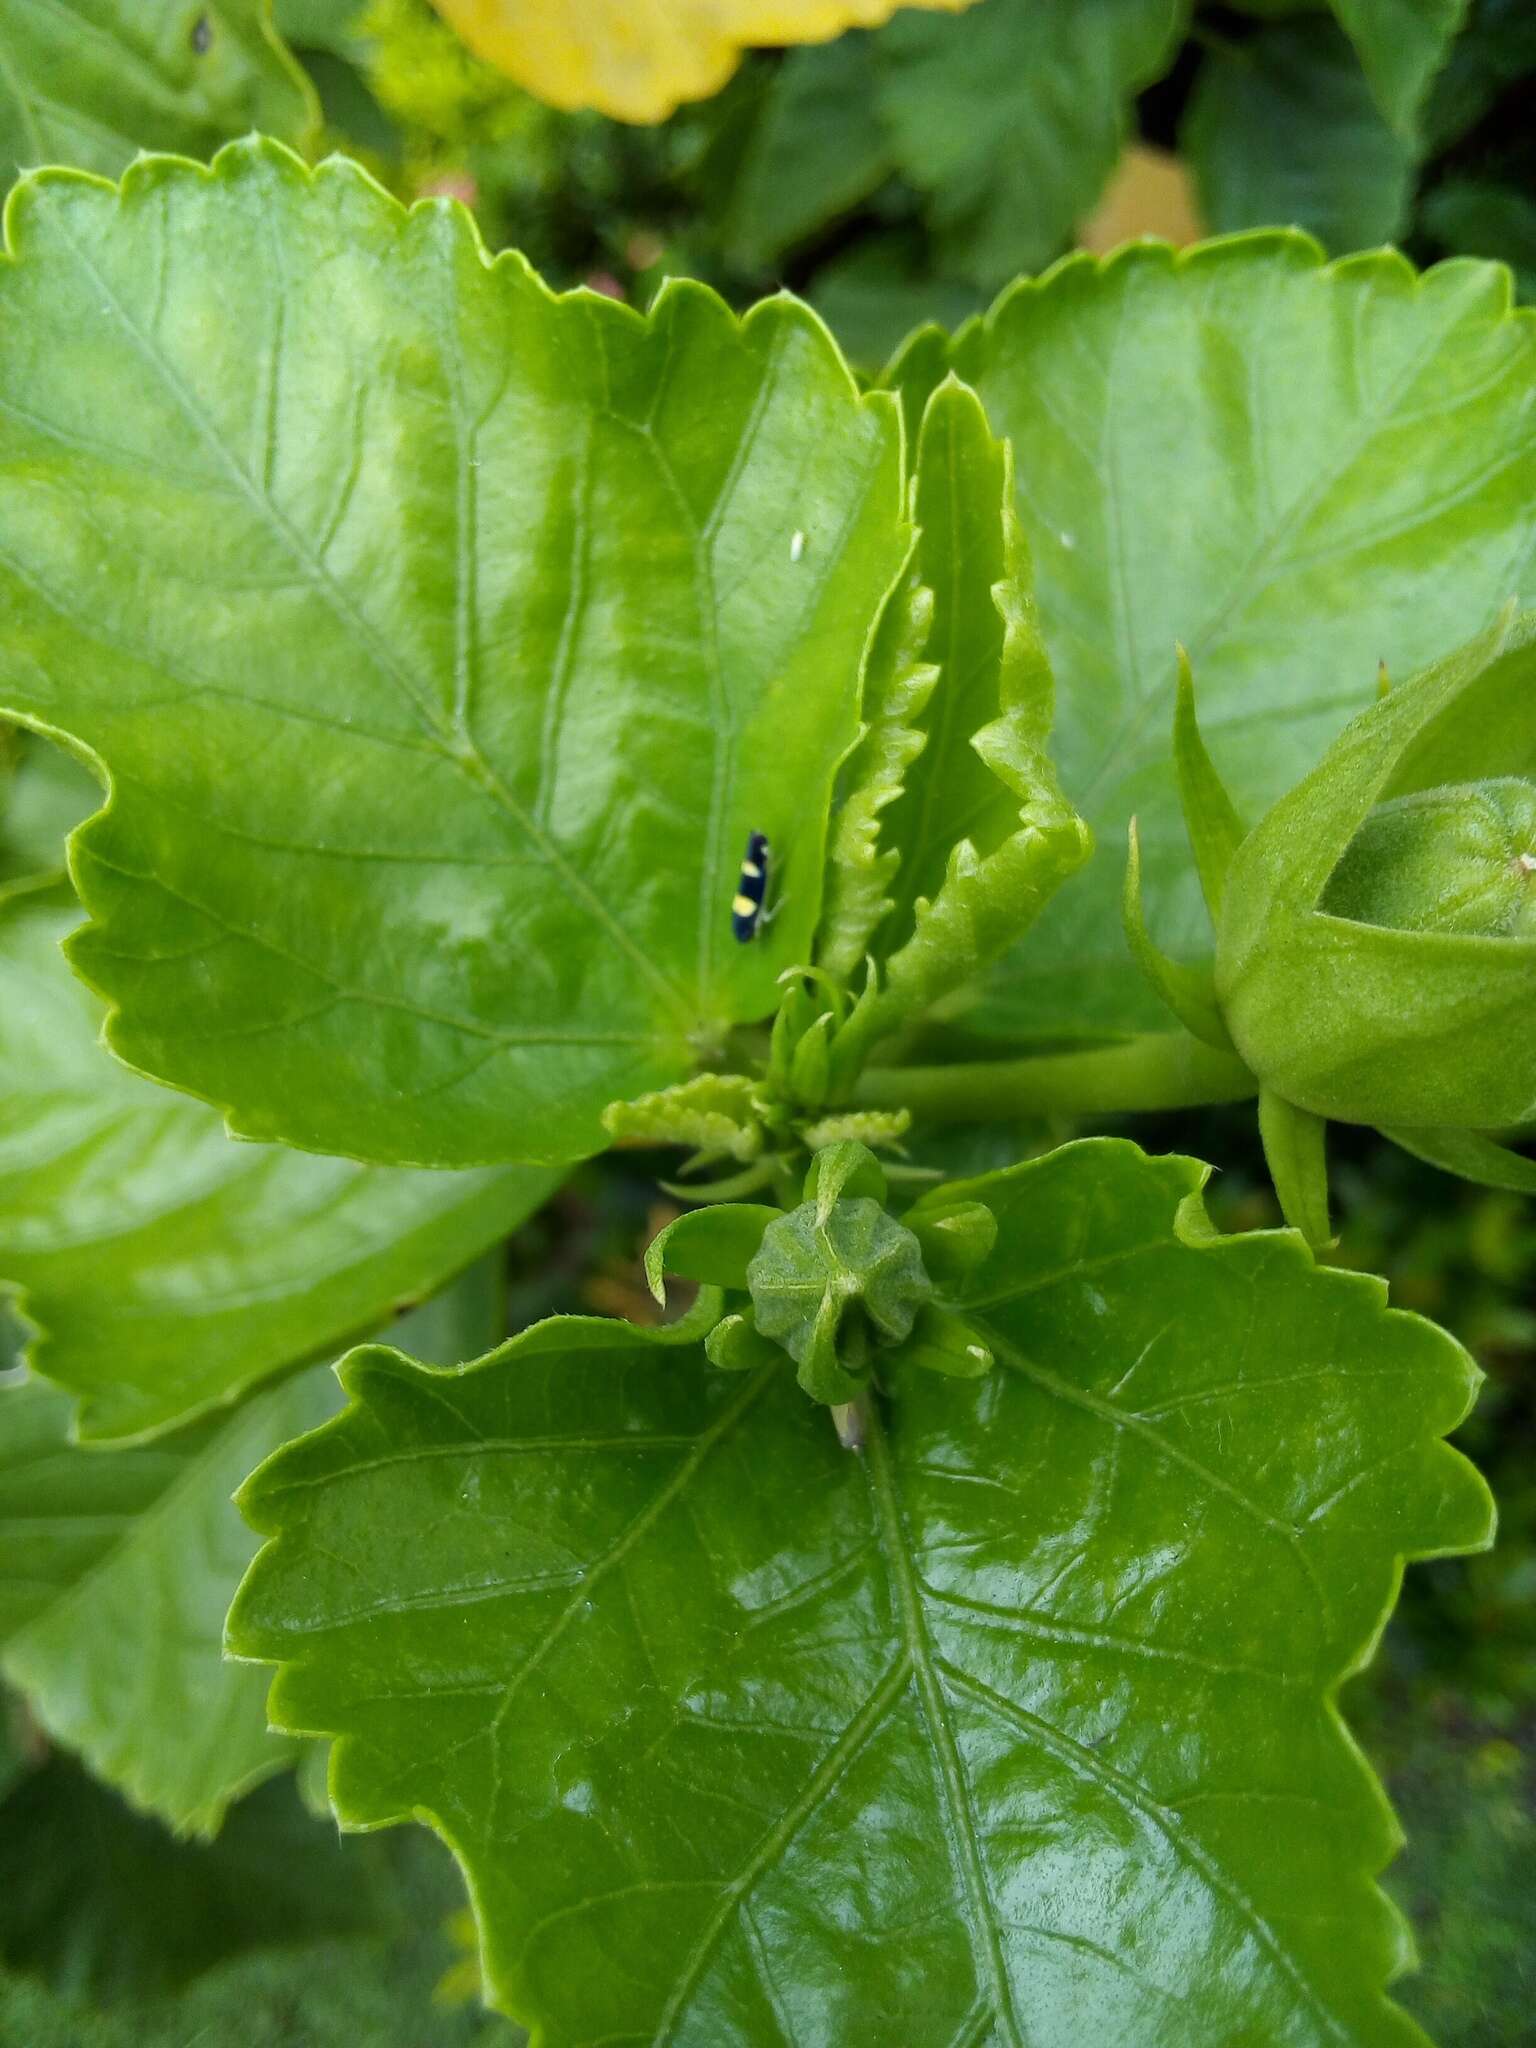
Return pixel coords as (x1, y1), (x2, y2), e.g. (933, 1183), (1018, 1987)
(1320, 778), (1536, 939)
(1214, 611), (1536, 1133)
(748, 1145), (932, 1405)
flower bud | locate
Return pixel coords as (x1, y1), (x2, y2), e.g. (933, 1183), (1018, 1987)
(1320, 778), (1536, 939)
(1214, 611), (1536, 1132)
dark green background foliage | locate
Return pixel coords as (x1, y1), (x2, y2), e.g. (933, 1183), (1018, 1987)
(261, 0), (1536, 366)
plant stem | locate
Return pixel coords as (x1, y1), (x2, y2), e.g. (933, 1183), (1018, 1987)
(851, 1031), (1256, 1125)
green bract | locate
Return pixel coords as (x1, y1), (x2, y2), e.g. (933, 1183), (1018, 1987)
(229, 1139), (1491, 2048)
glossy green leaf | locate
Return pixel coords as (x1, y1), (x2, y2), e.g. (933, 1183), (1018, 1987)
(231, 1137), (1489, 2046)
(0, 0), (317, 191)
(0, 1370), (337, 1833)
(875, 0), (1189, 287)
(0, 890), (558, 1441)
(0, 140), (908, 1168)
(1184, 19), (1415, 253)
(894, 237), (1536, 1045)
(0, 1757), (383, 2001)
(0, 1255), (507, 1836)
(835, 379), (1090, 1062)
(1331, 0), (1470, 133)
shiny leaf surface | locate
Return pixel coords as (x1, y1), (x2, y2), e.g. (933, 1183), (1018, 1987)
(230, 1138), (1488, 2045)
(428, 0), (977, 122)
(895, 238), (1536, 1044)
(0, 1371), (337, 1832)
(0, 141), (907, 1167)
(0, 0), (317, 190)
(0, 889), (558, 1441)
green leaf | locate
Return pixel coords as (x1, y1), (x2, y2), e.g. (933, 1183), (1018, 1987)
(1184, 19), (1416, 254)
(0, 1757), (384, 2001)
(0, 140), (908, 1168)
(0, 1257), (507, 1837)
(0, 0), (318, 191)
(720, 35), (894, 272)
(230, 1137), (1489, 2046)
(274, 0), (370, 52)
(1330, 0), (1470, 133)
(0, 1370), (337, 1832)
(1421, 0), (1536, 152)
(0, 889), (559, 1441)
(875, 0), (1190, 287)
(895, 237), (1536, 1046)
(1423, 178), (1536, 303)
(834, 379), (1090, 1063)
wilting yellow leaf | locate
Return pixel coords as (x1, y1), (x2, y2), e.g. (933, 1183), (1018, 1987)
(430, 0), (979, 122)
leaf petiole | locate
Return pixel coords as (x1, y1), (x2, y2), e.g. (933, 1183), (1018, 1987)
(852, 1030), (1256, 1124)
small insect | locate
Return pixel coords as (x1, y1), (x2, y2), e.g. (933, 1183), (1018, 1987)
(731, 829), (772, 943)
(790, 530), (807, 563)
(191, 12), (212, 53)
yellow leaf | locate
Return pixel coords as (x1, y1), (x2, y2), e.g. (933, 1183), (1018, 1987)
(429, 0), (980, 122)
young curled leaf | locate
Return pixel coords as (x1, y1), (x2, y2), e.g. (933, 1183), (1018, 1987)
(831, 380), (1091, 1076)
(817, 551), (938, 984)
(603, 1074), (767, 1163)
(798, 1106), (912, 1153)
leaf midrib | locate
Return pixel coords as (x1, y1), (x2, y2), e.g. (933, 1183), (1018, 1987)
(864, 1404), (1023, 2048)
